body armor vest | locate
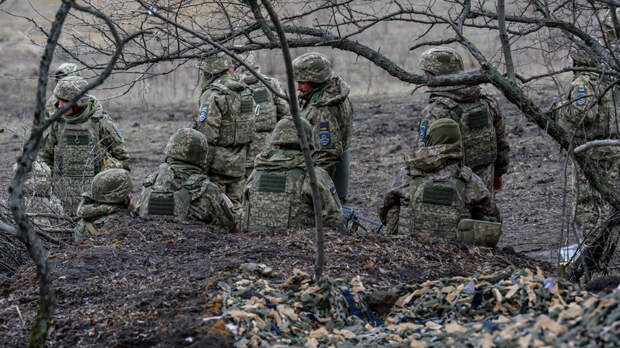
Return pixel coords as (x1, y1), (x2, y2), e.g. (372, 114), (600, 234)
(435, 97), (497, 169)
(53, 119), (103, 214)
(249, 79), (278, 132)
(210, 83), (256, 147)
(138, 164), (191, 220)
(398, 169), (471, 239)
(245, 168), (314, 230)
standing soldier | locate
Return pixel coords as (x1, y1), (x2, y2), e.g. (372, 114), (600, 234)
(193, 52), (256, 209)
(557, 48), (620, 248)
(46, 62), (81, 117)
(292, 52), (353, 201)
(417, 47), (509, 196)
(379, 119), (500, 246)
(242, 117), (345, 231)
(237, 52), (290, 177)
(75, 168), (133, 239)
(39, 76), (130, 215)
(136, 128), (238, 232)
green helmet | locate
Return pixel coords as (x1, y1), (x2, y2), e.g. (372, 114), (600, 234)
(200, 52), (233, 74)
(419, 47), (464, 75)
(53, 75), (90, 107)
(570, 48), (596, 67)
(293, 52), (333, 83)
(270, 117), (314, 149)
(164, 128), (209, 169)
(88, 168), (132, 204)
(54, 63), (80, 80)
(425, 118), (462, 147)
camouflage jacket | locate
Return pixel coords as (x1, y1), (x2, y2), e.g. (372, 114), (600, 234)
(242, 149), (344, 230)
(135, 161), (237, 231)
(300, 76), (354, 171)
(557, 72), (618, 142)
(419, 86), (509, 176)
(39, 96), (130, 171)
(194, 73), (255, 178)
(241, 72), (290, 132)
(379, 144), (494, 233)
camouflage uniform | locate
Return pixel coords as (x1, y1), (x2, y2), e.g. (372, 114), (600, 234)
(557, 49), (620, 238)
(14, 161), (64, 228)
(380, 119), (497, 241)
(193, 53), (256, 209)
(75, 168), (132, 239)
(242, 117), (344, 231)
(136, 128), (237, 231)
(293, 52), (353, 199)
(237, 52), (290, 177)
(417, 47), (509, 193)
(39, 76), (130, 215)
(45, 63), (80, 117)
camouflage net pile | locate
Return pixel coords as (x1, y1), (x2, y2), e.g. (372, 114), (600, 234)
(218, 267), (619, 347)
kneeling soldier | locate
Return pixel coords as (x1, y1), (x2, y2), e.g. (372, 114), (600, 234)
(242, 117), (344, 231)
(136, 128), (237, 232)
(379, 118), (501, 247)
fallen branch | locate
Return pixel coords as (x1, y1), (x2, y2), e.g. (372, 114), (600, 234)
(574, 139), (620, 153)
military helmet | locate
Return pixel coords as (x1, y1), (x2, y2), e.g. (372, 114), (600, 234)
(270, 117), (314, 149)
(419, 47), (464, 75)
(53, 75), (90, 107)
(425, 118), (462, 147)
(54, 63), (80, 80)
(164, 128), (209, 169)
(292, 52), (333, 83)
(88, 168), (132, 204)
(13, 161), (52, 196)
(200, 52), (233, 74)
(570, 48), (596, 67)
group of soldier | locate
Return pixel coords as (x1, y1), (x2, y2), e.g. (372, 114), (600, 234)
(20, 21), (619, 249)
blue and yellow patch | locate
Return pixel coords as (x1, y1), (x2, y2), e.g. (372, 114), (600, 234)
(113, 124), (124, 141)
(575, 87), (588, 107)
(198, 105), (209, 122)
(317, 122), (331, 147)
(330, 186), (337, 195)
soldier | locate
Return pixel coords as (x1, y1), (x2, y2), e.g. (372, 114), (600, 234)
(13, 161), (64, 228)
(236, 52), (290, 177)
(417, 47), (509, 196)
(39, 76), (130, 215)
(46, 63), (81, 117)
(242, 117), (345, 231)
(557, 48), (620, 241)
(136, 128), (238, 232)
(75, 168), (132, 239)
(292, 52), (353, 201)
(193, 52), (256, 209)
(379, 119), (500, 246)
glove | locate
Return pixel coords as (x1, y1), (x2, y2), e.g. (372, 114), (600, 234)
(493, 176), (503, 195)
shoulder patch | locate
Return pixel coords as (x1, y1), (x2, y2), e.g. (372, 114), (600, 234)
(575, 91), (588, 107)
(113, 124), (124, 141)
(198, 105), (209, 123)
(330, 186), (337, 195)
(317, 122), (331, 147)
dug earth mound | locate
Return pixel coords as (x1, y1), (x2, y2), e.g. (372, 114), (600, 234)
(1, 215), (557, 347)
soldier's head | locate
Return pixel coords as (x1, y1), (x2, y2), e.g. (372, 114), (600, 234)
(53, 75), (90, 116)
(52, 63), (80, 88)
(424, 118), (462, 148)
(570, 48), (597, 67)
(13, 161), (52, 197)
(164, 128), (210, 170)
(293, 52), (333, 94)
(236, 51), (259, 74)
(419, 47), (464, 76)
(270, 117), (313, 150)
(603, 8), (620, 41)
(85, 168), (133, 205)
(200, 52), (234, 78)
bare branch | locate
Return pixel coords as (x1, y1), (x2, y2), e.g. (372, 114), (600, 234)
(497, 0), (515, 81)
(574, 139), (620, 153)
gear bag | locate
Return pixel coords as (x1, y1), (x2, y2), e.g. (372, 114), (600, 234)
(456, 219), (502, 247)
(244, 168), (314, 230)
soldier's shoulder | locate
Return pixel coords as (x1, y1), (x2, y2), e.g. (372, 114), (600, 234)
(423, 98), (453, 119)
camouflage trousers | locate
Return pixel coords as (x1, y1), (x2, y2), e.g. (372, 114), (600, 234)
(246, 131), (271, 178)
(209, 173), (246, 213)
(473, 164), (494, 198)
(53, 175), (93, 216)
(385, 205), (401, 235)
(572, 146), (620, 241)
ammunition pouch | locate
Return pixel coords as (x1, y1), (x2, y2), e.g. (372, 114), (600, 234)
(456, 218), (502, 247)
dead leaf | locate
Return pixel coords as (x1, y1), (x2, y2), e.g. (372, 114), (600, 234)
(445, 321), (467, 333)
(309, 327), (328, 339)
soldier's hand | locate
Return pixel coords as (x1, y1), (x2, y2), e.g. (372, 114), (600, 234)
(493, 176), (503, 196)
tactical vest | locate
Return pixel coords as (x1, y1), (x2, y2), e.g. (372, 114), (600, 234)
(398, 168), (471, 239)
(244, 168), (314, 230)
(210, 83), (256, 147)
(248, 79), (278, 132)
(435, 97), (497, 169)
(53, 119), (103, 214)
(138, 164), (191, 220)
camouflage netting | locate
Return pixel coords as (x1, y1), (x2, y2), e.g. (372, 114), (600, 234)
(218, 267), (619, 347)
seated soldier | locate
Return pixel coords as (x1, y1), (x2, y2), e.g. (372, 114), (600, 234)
(242, 117), (345, 231)
(135, 128), (237, 232)
(379, 118), (501, 246)
(14, 161), (64, 227)
(75, 168), (132, 239)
